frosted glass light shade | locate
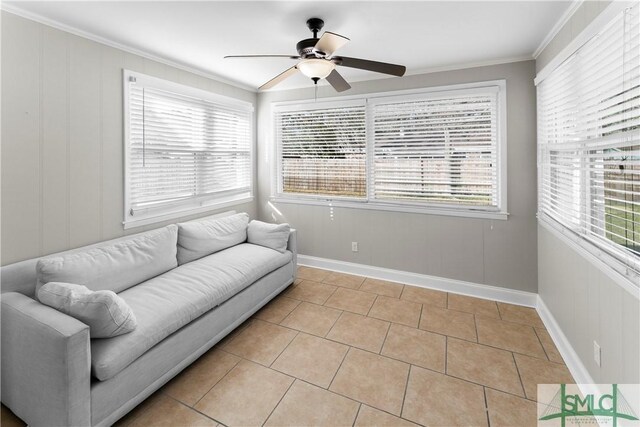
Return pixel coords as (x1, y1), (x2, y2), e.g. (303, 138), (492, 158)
(297, 59), (335, 79)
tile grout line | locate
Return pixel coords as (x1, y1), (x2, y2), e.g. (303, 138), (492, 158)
(474, 317), (549, 360)
(324, 307), (344, 337)
(379, 320), (393, 355)
(443, 370), (530, 403)
(351, 403), (362, 427)
(483, 386), (491, 427)
(165, 393), (225, 426)
(444, 336), (448, 374)
(399, 363), (412, 421)
(269, 330), (300, 368)
(473, 314), (480, 342)
(324, 310), (346, 339)
(291, 367), (418, 425)
(532, 326), (552, 362)
(365, 294), (379, 317)
(118, 393), (164, 427)
(294, 376), (347, 397)
(191, 355), (242, 408)
(511, 352), (527, 400)
(286, 376), (376, 425)
(322, 283), (341, 305)
(262, 376), (297, 426)
(328, 346), (352, 390)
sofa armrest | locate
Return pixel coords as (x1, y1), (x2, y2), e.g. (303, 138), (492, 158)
(1, 292), (91, 426)
(287, 228), (298, 276)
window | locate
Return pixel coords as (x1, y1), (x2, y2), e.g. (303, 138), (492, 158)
(371, 89), (500, 208)
(273, 81), (507, 219)
(124, 71), (253, 228)
(277, 101), (367, 198)
(537, 3), (639, 282)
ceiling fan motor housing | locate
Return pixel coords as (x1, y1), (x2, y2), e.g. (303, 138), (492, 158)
(296, 38), (320, 58)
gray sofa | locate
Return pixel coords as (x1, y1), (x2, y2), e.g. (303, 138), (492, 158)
(0, 212), (297, 426)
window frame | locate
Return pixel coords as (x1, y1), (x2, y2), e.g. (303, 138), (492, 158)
(271, 80), (508, 220)
(123, 69), (254, 229)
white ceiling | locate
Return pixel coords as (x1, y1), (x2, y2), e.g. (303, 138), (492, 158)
(5, 1), (572, 91)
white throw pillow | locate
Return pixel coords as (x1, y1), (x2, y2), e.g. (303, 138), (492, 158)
(247, 220), (291, 253)
(177, 212), (250, 265)
(37, 282), (138, 338)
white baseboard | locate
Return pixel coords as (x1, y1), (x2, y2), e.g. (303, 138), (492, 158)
(536, 296), (598, 394)
(298, 254), (538, 307)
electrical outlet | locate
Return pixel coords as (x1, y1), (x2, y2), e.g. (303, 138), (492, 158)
(593, 341), (601, 367)
(351, 242), (358, 252)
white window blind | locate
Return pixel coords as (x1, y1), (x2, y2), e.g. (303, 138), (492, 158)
(538, 3), (640, 280)
(125, 71), (253, 226)
(274, 82), (507, 218)
(276, 101), (367, 198)
(371, 89), (500, 208)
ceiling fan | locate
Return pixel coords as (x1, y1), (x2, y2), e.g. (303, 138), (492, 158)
(225, 18), (406, 92)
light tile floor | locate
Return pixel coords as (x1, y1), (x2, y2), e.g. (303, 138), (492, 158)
(0, 266), (574, 427)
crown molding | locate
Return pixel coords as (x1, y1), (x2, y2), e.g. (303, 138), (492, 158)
(533, 0), (584, 59)
(0, 3), (258, 93)
(403, 55), (534, 77)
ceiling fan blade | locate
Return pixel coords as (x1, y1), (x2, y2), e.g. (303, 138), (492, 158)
(224, 55), (300, 59)
(325, 69), (351, 92)
(259, 66), (299, 90)
(334, 56), (406, 77)
(313, 31), (350, 57)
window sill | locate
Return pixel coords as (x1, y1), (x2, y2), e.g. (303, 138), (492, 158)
(123, 195), (254, 229)
(271, 196), (509, 220)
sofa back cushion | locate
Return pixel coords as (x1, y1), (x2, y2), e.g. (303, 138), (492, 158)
(36, 225), (178, 295)
(177, 212), (249, 265)
(247, 220), (291, 253)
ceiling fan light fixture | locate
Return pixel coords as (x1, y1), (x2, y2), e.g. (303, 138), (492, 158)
(297, 58), (335, 79)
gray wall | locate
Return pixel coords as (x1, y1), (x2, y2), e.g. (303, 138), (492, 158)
(1, 12), (257, 266)
(257, 60), (538, 293)
(535, 2), (639, 383)
(538, 226), (639, 384)
(536, 0), (611, 72)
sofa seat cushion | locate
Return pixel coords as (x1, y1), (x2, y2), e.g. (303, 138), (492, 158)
(90, 243), (292, 381)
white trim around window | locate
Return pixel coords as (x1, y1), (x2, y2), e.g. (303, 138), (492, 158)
(123, 70), (254, 229)
(270, 80), (508, 220)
